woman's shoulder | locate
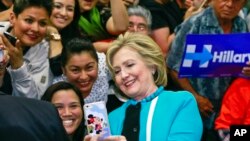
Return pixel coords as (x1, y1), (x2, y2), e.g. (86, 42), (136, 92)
(160, 90), (196, 102)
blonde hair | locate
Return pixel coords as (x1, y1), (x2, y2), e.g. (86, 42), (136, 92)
(106, 32), (167, 86)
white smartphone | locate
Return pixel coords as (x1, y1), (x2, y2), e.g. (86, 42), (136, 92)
(84, 101), (111, 139)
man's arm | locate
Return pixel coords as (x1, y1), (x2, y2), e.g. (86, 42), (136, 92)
(151, 27), (172, 58)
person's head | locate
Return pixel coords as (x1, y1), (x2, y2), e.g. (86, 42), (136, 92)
(50, 0), (80, 30)
(9, 0), (53, 47)
(78, 0), (98, 13)
(212, 0), (246, 21)
(127, 5), (152, 35)
(61, 38), (98, 97)
(41, 81), (84, 139)
(106, 32), (167, 100)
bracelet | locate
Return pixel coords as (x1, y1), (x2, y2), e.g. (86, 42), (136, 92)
(49, 33), (61, 41)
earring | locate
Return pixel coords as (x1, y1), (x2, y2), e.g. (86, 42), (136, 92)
(152, 70), (155, 75)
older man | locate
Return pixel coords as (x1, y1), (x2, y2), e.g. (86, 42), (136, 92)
(167, 0), (248, 140)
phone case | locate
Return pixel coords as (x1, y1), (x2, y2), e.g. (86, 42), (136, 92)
(84, 101), (111, 139)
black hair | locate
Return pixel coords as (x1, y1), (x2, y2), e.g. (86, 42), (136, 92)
(13, 0), (53, 17)
(41, 81), (85, 141)
(60, 0), (81, 45)
(61, 38), (98, 67)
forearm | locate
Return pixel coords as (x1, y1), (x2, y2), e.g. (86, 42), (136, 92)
(0, 5), (13, 21)
(47, 26), (63, 58)
(151, 28), (171, 58)
(8, 63), (51, 99)
(93, 41), (111, 53)
(109, 0), (128, 32)
(49, 39), (63, 58)
(169, 69), (200, 98)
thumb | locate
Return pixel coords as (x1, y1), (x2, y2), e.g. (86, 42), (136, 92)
(15, 39), (23, 52)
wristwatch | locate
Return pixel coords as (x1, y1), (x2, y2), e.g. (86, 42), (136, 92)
(50, 32), (61, 41)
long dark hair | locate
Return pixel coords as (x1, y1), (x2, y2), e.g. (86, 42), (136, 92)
(59, 0), (81, 46)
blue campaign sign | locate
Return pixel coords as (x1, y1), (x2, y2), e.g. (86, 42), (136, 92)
(179, 33), (250, 78)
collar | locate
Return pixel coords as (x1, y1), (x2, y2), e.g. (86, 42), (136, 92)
(128, 86), (164, 105)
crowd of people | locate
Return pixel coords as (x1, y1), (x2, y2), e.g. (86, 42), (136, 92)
(0, 0), (250, 141)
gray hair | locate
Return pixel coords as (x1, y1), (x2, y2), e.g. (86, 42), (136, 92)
(128, 5), (152, 31)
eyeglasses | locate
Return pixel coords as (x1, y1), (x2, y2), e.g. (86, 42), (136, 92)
(128, 22), (148, 32)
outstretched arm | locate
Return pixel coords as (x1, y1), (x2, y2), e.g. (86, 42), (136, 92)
(106, 0), (129, 35)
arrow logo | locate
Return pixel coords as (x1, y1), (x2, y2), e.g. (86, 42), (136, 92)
(183, 45), (213, 68)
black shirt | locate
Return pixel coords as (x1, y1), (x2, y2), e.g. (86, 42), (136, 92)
(139, 0), (185, 33)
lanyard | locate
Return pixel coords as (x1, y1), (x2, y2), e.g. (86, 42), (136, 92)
(146, 96), (158, 141)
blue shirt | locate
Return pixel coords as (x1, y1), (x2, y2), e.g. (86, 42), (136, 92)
(167, 6), (248, 100)
(109, 86), (203, 141)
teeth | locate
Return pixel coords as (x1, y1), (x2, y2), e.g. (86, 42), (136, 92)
(125, 80), (134, 87)
(79, 81), (90, 86)
(63, 120), (73, 126)
(56, 18), (66, 23)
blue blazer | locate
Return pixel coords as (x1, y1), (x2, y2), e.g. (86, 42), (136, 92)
(109, 87), (203, 141)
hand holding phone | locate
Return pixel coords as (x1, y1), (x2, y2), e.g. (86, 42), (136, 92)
(3, 31), (17, 46)
(84, 101), (111, 140)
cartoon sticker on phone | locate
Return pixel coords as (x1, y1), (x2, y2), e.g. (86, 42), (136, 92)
(84, 101), (111, 139)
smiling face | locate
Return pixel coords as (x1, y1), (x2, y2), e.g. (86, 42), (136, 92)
(63, 52), (98, 97)
(51, 89), (83, 135)
(10, 7), (49, 47)
(112, 47), (157, 101)
(78, 0), (98, 12)
(50, 0), (75, 30)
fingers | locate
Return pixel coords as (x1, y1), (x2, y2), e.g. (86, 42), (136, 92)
(184, 0), (193, 8)
(196, 95), (214, 117)
(0, 35), (6, 50)
(83, 135), (93, 141)
(242, 62), (250, 77)
(1, 34), (12, 48)
(83, 135), (127, 141)
(0, 35), (9, 64)
(2, 49), (10, 64)
(104, 136), (127, 141)
(1, 33), (21, 50)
